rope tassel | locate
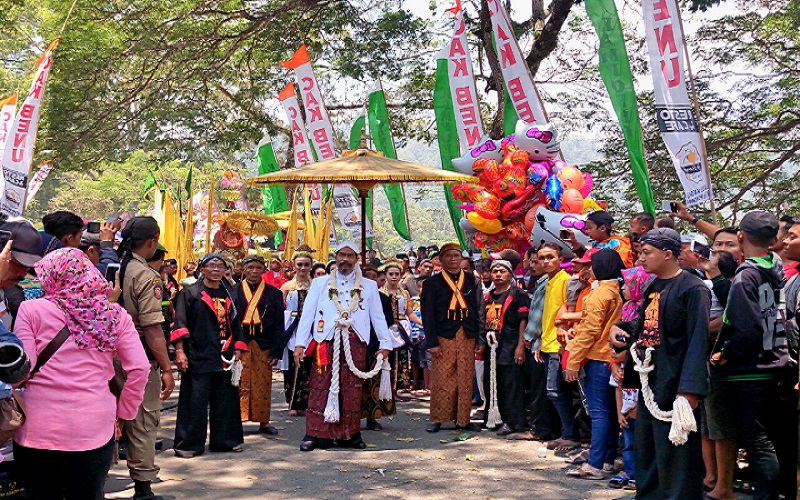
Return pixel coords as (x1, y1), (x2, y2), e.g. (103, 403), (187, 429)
(630, 346), (697, 445)
(485, 331), (503, 429)
(324, 316), (390, 423)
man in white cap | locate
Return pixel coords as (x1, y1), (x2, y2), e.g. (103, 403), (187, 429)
(293, 241), (392, 451)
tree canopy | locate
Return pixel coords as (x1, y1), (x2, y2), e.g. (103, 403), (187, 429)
(1, 0), (798, 251)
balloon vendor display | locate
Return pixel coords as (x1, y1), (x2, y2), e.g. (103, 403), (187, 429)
(451, 120), (601, 253)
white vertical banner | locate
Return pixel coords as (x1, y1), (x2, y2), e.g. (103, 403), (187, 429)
(446, 0), (484, 149)
(0, 94), (17, 156)
(276, 83), (315, 167)
(643, 0), (712, 206)
(24, 160), (53, 210)
(280, 44), (372, 240)
(1, 40), (58, 217)
(486, 0), (548, 124)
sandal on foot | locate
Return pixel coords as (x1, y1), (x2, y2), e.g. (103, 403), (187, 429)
(566, 464), (605, 480)
(550, 439), (580, 452)
(608, 474), (630, 489)
(563, 448), (589, 465)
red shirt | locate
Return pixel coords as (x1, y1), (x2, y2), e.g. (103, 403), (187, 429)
(262, 271), (287, 289)
(785, 261), (799, 281)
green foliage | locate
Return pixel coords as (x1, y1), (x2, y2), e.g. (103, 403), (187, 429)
(585, 0), (800, 223)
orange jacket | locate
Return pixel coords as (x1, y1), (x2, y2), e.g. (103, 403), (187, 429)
(565, 279), (623, 371)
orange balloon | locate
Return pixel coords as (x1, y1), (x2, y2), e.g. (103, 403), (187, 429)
(473, 191), (500, 219)
(523, 203), (545, 231)
(558, 166), (585, 191)
(560, 188), (585, 213)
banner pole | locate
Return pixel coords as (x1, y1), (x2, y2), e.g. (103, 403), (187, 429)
(59, 0), (81, 36)
(205, 171), (215, 254)
(675, 2), (717, 221)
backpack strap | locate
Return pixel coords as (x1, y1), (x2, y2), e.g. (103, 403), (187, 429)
(28, 325), (71, 379)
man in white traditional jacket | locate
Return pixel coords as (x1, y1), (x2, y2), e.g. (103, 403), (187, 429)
(294, 241), (392, 451)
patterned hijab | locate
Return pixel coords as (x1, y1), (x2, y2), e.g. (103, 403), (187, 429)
(35, 248), (121, 352)
(620, 266), (655, 322)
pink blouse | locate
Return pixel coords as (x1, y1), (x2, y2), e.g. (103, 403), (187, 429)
(13, 299), (149, 451)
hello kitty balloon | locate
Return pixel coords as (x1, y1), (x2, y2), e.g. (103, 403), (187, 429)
(514, 121), (561, 161)
(450, 136), (504, 175)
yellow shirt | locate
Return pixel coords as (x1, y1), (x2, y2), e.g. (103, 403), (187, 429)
(541, 270), (569, 354)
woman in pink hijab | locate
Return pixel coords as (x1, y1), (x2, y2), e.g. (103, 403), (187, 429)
(13, 248), (149, 500)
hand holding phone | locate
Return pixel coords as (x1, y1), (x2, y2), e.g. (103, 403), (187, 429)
(105, 263), (121, 283)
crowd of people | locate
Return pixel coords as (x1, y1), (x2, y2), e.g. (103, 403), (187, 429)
(0, 202), (797, 500)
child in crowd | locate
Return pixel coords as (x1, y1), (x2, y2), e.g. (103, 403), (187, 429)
(607, 266), (653, 490)
(410, 276), (431, 395)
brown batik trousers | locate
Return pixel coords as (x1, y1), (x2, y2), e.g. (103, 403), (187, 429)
(430, 327), (475, 427)
(239, 341), (272, 423)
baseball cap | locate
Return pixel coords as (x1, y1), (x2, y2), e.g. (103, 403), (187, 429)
(572, 247), (599, 264)
(80, 230), (101, 247)
(739, 210), (779, 240)
(587, 210), (614, 228)
(0, 219), (44, 267)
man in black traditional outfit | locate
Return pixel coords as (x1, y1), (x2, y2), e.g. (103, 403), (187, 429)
(422, 242), (485, 433)
(235, 254), (285, 435)
(171, 253), (248, 458)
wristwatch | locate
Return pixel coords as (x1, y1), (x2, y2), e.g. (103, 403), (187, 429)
(690, 216), (700, 225)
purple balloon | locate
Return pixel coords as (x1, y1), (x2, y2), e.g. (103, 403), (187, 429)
(527, 161), (550, 186)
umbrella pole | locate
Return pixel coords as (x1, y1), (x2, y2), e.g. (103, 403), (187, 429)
(359, 189), (368, 267)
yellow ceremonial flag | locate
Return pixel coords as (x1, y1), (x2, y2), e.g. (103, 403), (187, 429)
(284, 191), (299, 260)
(303, 187), (316, 248)
(317, 197), (333, 261)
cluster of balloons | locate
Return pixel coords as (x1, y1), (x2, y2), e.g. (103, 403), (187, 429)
(451, 121), (601, 252)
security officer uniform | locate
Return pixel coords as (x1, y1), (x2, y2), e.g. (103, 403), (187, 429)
(119, 218), (166, 498)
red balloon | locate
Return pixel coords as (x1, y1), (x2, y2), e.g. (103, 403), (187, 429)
(523, 203), (545, 232)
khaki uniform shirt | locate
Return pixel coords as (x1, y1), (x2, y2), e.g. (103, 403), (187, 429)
(122, 252), (165, 331)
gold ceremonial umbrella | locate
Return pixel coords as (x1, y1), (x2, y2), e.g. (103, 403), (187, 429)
(224, 210), (279, 237)
(247, 147), (478, 263)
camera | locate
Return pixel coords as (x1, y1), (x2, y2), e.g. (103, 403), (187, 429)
(0, 342), (30, 384)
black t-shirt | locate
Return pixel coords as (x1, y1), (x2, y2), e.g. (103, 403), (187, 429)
(620, 272), (710, 408)
(486, 287), (530, 365)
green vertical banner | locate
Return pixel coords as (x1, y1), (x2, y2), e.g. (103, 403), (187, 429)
(257, 137), (289, 214)
(434, 57), (467, 249)
(503, 86), (519, 136)
(368, 88), (412, 241)
(257, 136), (288, 247)
(585, 0), (656, 214)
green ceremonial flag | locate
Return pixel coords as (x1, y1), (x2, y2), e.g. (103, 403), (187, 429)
(256, 137), (288, 215)
(184, 166), (193, 199)
(143, 172), (156, 196)
(368, 88), (412, 241)
(585, 0), (656, 214)
(350, 115), (366, 149)
(434, 57), (467, 249)
(503, 85), (519, 136)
